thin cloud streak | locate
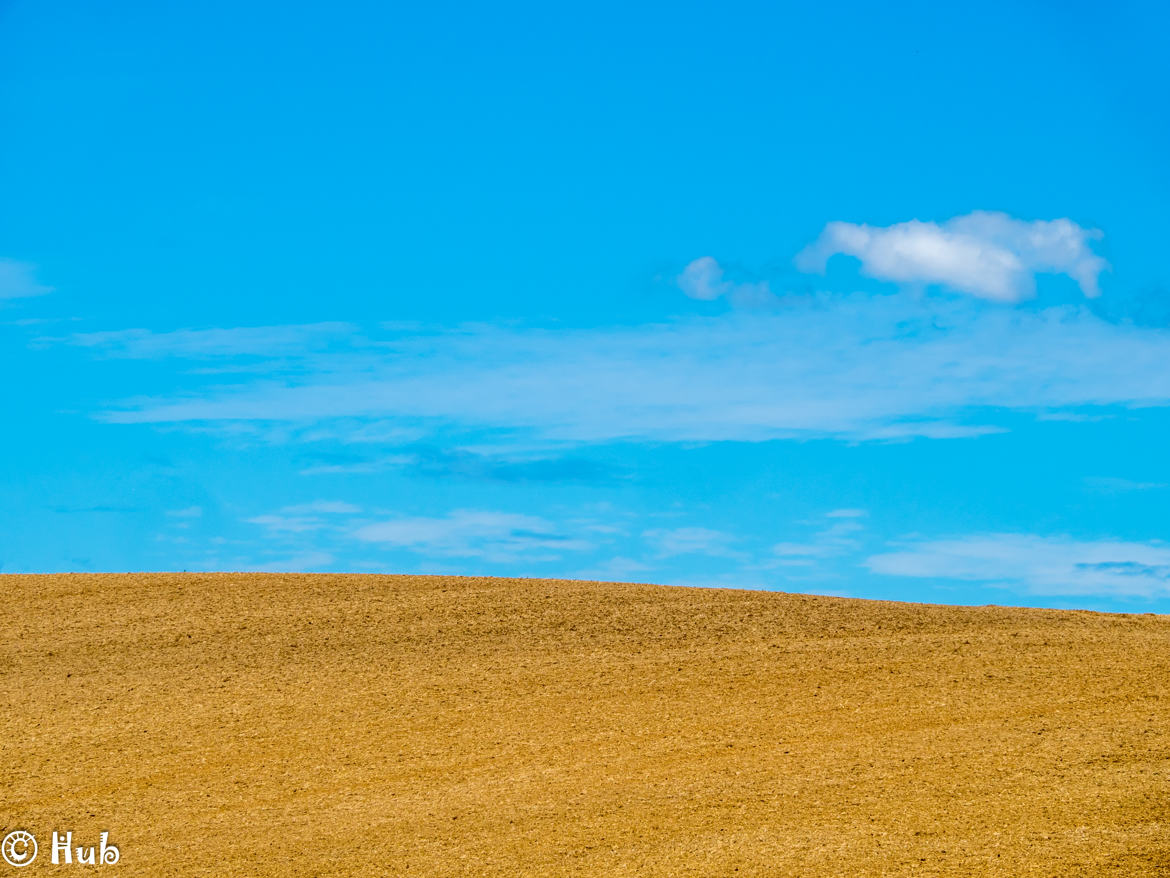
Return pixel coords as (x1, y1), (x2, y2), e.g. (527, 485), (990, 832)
(92, 296), (1170, 444)
(0, 259), (52, 300)
(53, 322), (359, 358)
(352, 509), (595, 563)
(867, 533), (1170, 597)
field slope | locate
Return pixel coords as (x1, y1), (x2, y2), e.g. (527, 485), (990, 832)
(1, 573), (1168, 875)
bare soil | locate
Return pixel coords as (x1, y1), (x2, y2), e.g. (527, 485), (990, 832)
(1, 573), (1168, 875)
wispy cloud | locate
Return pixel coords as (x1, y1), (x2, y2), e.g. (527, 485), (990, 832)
(298, 454), (417, 476)
(796, 212), (1107, 302)
(0, 259), (52, 300)
(353, 509), (594, 562)
(246, 500), (362, 533)
(677, 257), (774, 307)
(246, 513), (328, 534)
(295, 447), (618, 483)
(91, 297), (1170, 444)
(643, 526), (741, 558)
(54, 322), (358, 358)
(166, 505), (204, 518)
(295, 421), (425, 445)
(281, 500), (362, 515)
(241, 550), (335, 572)
(1083, 476), (1167, 493)
(773, 510), (867, 561)
(867, 533), (1170, 597)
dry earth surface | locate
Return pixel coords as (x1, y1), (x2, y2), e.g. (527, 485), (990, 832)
(1, 573), (1169, 876)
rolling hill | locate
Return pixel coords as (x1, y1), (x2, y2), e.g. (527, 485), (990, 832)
(2, 573), (1167, 875)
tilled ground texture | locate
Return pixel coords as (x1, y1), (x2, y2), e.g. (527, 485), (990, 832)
(1, 573), (1168, 876)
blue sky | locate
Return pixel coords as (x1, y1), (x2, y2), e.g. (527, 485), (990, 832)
(3, 0), (1170, 610)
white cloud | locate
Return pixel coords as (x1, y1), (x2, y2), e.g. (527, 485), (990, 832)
(825, 508), (867, 518)
(353, 509), (593, 561)
(0, 260), (51, 299)
(677, 257), (774, 307)
(867, 533), (1170, 597)
(796, 211), (1107, 302)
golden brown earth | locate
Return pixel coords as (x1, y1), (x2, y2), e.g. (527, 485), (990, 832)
(1, 573), (1168, 876)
